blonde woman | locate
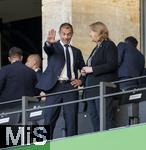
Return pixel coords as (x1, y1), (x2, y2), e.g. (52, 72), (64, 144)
(81, 22), (118, 131)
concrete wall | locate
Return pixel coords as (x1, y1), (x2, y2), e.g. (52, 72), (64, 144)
(42, 0), (72, 69)
(72, 0), (140, 60)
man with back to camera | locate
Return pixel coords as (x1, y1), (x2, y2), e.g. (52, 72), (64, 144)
(26, 53), (46, 99)
(118, 36), (145, 91)
(36, 23), (85, 139)
(25, 54), (45, 125)
(0, 47), (38, 119)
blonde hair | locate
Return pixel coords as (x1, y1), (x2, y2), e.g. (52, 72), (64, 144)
(90, 21), (109, 41)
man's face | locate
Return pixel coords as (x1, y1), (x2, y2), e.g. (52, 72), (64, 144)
(59, 27), (73, 44)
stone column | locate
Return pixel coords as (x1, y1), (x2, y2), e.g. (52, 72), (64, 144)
(42, 0), (72, 69)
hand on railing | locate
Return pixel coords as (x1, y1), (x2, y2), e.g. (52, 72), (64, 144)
(40, 91), (47, 102)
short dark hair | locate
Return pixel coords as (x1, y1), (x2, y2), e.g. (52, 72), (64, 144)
(59, 23), (73, 33)
(9, 47), (23, 57)
(125, 36), (138, 48)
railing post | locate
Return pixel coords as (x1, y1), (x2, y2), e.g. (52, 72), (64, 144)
(99, 82), (116, 131)
(22, 96), (28, 125)
(100, 82), (106, 131)
(21, 96), (28, 145)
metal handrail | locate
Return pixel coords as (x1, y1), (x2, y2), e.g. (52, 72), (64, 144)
(34, 84), (100, 99)
(113, 75), (146, 84)
(0, 75), (146, 106)
(104, 87), (146, 98)
(1, 75), (146, 129)
(25, 96), (100, 112)
(0, 110), (22, 116)
(34, 75), (146, 99)
(2, 87), (146, 117)
(0, 98), (22, 105)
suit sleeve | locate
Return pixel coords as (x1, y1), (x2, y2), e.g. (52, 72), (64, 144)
(77, 50), (85, 70)
(33, 72), (40, 96)
(43, 41), (55, 55)
(117, 42), (126, 66)
(77, 50), (86, 85)
(0, 68), (7, 94)
(92, 41), (118, 76)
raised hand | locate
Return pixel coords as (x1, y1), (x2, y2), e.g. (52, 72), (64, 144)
(47, 29), (56, 44)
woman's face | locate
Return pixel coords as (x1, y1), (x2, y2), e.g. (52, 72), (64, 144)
(89, 30), (100, 43)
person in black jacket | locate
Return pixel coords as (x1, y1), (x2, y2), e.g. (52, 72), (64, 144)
(81, 22), (118, 131)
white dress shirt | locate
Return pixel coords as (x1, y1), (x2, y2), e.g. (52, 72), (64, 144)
(59, 41), (75, 80)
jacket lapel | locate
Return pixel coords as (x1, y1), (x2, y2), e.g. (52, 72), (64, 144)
(71, 45), (76, 68)
(57, 41), (65, 63)
(86, 45), (98, 65)
(87, 41), (105, 65)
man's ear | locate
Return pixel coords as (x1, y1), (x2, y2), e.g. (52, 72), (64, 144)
(34, 60), (37, 66)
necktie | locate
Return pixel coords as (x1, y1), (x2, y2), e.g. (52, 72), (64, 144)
(64, 44), (72, 80)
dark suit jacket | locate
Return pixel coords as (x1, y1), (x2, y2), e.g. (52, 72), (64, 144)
(36, 40), (85, 91)
(118, 42), (145, 78)
(139, 68), (146, 87)
(0, 61), (37, 102)
(86, 40), (118, 87)
(36, 69), (42, 81)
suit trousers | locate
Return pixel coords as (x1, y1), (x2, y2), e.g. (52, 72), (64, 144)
(44, 81), (78, 139)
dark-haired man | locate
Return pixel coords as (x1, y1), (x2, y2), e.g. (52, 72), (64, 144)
(36, 23), (85, 139)
(124, 36), (138, 48)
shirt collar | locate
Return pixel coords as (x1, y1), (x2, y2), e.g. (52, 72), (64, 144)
(60, 40), (71, 48)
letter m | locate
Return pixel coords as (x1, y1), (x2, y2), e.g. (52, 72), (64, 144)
(6, 127), (24, 145)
